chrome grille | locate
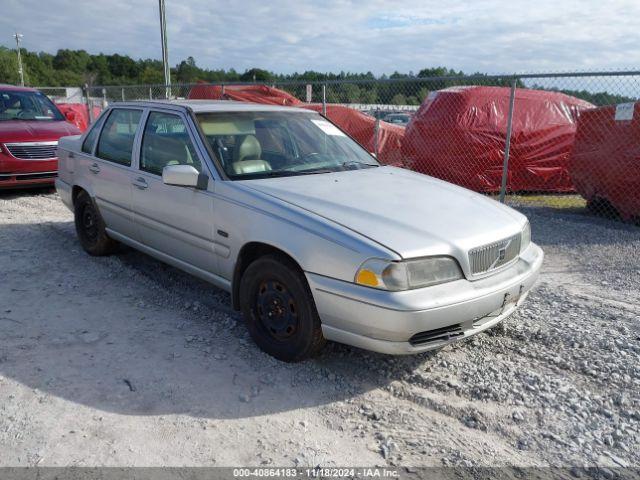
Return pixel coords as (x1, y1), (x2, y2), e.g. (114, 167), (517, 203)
(4, 141), (58, 160)
(469, 233), (521, 275)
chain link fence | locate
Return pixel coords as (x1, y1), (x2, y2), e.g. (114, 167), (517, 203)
(40, 71), (640, 224)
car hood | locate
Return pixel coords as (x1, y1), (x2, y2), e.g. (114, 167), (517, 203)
(0, 120), (80, 144)
(241, 166), (527, 259)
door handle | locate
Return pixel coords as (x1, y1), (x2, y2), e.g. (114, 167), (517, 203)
(132, 177), (148, 190)
(88, 163), (100, 174)
(68, 152), (75, 159)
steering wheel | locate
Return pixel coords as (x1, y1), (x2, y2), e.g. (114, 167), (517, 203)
(300, 152), (322, 161)
(17, 111), (34, 120)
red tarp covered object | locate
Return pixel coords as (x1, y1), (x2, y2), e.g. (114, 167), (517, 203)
(570, 102), (640, 221)
(56, 103), (103, 132)
(188, 84), (301, 106)
(402, 86), (594, 192)
(303, 104), (405, 166)
(187, 84), (405, 166)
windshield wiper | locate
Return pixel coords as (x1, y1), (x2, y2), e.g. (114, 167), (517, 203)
(241, 168), (336, 179)
(239, 164), (379, 180)
(294, 168), (336, 175)
(269, 169), (335, 177)
(342, 161), (378, 169)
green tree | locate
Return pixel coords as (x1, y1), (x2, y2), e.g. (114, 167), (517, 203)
(240, 68), (272, 82)
(0, 47), (19, 84)
(390, 93), (407, 105)
(52, 49), (91, 73)
(0, 43), (632, 108)
(175, 56), (199, 83)
(140, 66), (164, 84)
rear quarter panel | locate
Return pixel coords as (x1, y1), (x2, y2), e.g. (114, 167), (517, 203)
(58, 134), (102, 203)
(56, 135), (82, 186)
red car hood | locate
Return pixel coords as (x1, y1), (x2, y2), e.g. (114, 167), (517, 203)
(0, 120), (80, 144)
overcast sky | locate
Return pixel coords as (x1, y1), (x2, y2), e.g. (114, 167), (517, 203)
(1, 0), (638, 75)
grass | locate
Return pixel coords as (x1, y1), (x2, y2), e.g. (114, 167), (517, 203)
(498, 194), (587, 209)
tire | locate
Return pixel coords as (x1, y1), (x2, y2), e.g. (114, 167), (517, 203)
(239, 254), (326, 362)
(74, 191), (118, 256)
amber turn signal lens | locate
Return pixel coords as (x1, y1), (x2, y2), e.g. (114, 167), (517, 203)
(356, 269), (378, 287)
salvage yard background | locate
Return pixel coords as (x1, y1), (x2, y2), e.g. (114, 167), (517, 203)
(1, 70), (639, 468)
(40, 70), (640, 223)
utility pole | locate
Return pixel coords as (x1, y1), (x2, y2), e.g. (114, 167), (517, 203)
(14, 33), (24, 86)
(158, 0), (171, 98)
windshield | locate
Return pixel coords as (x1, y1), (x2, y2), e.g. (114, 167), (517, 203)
(0, 89), (64, 122)
(384, 114), (410, 125)
(195, 111), (379, 179)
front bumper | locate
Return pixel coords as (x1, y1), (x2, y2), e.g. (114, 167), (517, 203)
(307, 243), (543, 355)
(0, 171), (57, 188)
(0, 156), (57, 189)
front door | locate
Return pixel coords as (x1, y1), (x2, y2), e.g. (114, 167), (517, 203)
(131, 110), (217, 274)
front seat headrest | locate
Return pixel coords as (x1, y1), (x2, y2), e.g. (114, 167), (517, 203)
(234, 135), (262, 163)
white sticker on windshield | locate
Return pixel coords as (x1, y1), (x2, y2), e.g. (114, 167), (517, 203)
(310, 119), (346, 136)
(615, 103), (635, 121)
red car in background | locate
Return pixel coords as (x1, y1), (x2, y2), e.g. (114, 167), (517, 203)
(0, 85), (81, 189)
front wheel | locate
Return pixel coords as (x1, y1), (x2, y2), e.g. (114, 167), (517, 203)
(74, 191), (118, 256)
(239, 255), (326, 362)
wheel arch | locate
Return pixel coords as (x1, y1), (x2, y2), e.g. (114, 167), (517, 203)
(232, 241), (305, 311)
(71, 185), (87, 206)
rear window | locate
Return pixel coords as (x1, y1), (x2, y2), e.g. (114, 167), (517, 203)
(96, 109), (142, 166)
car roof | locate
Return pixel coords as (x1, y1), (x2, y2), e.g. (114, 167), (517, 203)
(114, 99), (314, 114)
(0, 84), (39, 92)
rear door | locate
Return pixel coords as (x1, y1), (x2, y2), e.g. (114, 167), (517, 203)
(131, 109), (217, 273)
(88, 108), (143, 240)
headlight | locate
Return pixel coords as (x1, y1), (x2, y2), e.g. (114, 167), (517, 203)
(355, 256), (463, 291)
(520, 221), (531, 254)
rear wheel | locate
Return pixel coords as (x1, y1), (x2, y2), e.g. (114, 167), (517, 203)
(239, 255), (326, 362)
(74, 191), (117, 256)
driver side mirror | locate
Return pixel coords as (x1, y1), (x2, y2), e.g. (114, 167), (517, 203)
(162, 164), (208, 190)
(64, 110), (76, 122)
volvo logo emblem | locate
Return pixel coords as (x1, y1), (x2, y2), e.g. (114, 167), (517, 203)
(489, 239), (512, 269)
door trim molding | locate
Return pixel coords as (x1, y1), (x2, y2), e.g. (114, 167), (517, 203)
(106, 228), (232, 292)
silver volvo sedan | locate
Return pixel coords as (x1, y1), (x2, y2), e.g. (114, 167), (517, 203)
(55, 100), (543, 362)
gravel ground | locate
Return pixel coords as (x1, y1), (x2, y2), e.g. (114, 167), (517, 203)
(0, 189), (638, 469)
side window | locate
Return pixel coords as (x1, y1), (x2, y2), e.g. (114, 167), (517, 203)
(81, 117), (103, 154)
(96, 109), (142, 166)
(140, 111), (202, 176)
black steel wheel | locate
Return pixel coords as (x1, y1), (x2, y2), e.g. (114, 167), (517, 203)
(256, 280), (299, 340)
(74, 190), (117, 256)
(239, 254), (325, 362)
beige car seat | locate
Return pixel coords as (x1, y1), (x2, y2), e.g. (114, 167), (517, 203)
(232, 135), (272, 174)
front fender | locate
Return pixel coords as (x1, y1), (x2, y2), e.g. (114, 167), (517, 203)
(213, 181), (399, 285)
